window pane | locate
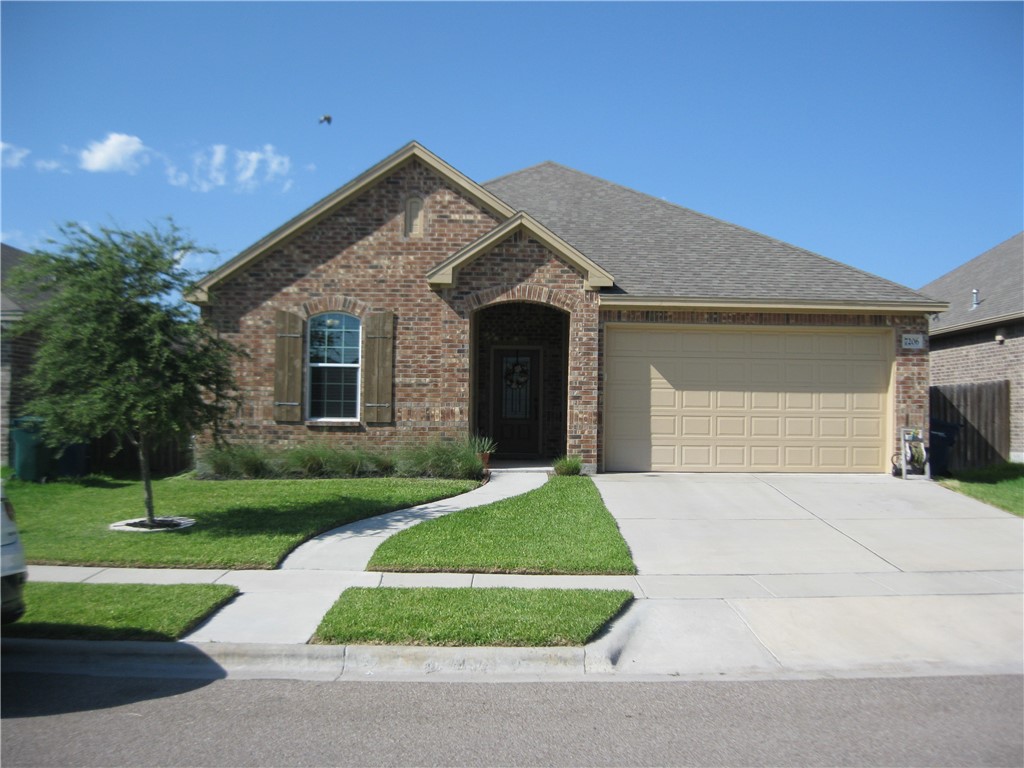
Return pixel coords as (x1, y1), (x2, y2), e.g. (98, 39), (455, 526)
(310, 367), (358, 419)
(309, 313), (360, 366)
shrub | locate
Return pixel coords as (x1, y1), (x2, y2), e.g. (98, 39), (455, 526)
(283, 443), (345, 478)
(198, 441), (480, 480)
(553, 455), (583, 476)
(395, 440), (485, 480)
(197, 443), (282, 479)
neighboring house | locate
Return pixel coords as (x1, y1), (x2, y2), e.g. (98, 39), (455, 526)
(920, 232), (1024, 464)
(1, 243), (38, 466)
(190, 142), (945, 473)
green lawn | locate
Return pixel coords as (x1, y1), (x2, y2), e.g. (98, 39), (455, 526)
(6, 476), (478, 569)
(313, 587), (633, 646)
(938, 463), (1024, 517)
(367, 476), (637, 575)
(1, 582), (238, 641)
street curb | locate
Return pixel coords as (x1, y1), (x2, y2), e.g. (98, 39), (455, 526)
(1, 638), (592, 681)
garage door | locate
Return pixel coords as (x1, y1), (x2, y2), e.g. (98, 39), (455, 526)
(604, 326), (893, 472)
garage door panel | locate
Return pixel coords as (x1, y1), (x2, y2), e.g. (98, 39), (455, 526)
(651, 416), (677, 436)
(819, 418), (849, 438)
(716, 445), (747, 468)
(786, 392), (815, 410)
(717, 391), (746, 409)
(682, 390), (712, 409)
(680, 445), (712, 467)
(682, 416), (712, 436)
(785, 417), (815, 437)
(717, 416), (747, 437)
(606, 327), (892, 472)
(651, 387), (676, 409)
(750, 417), (780, 437)
(819, 392), (848, 410)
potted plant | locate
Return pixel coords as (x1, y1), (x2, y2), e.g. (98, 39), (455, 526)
(470, 435), (497, 468)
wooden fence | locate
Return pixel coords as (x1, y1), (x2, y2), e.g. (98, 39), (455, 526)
(929, 380), (1010, 472)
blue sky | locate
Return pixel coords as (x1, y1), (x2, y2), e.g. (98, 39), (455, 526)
(2, 1), (1021, 291)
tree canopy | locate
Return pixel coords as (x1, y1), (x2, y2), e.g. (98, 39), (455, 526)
(11, 221), (242, 524)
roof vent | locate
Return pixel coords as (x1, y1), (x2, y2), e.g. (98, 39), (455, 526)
(970, 289), (980, 310)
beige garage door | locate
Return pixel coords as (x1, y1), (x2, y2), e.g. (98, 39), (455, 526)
(604, 326), (893, 472)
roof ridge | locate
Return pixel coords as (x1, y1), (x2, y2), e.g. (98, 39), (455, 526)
(483, 160), (561, 187)
(491, 161), (937, 303)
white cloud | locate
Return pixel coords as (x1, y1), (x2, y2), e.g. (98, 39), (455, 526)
(188, 144), (229, 192)
(34, 159), (67, 173)
(79, 133), (150, 173)
(169, 143), (292, 193)
(235, 149), (262, 190)
(1, 142), (30, 168)
(235, 144), (291, 192)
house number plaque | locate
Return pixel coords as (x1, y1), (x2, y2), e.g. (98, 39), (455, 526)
(901, 333), (925, 350)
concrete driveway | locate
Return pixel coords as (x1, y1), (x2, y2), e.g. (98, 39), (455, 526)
(590, 473), (1023, 678)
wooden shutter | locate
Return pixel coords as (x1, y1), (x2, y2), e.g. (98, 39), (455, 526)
(362, 311), (394, 423)
(273, 310), (304, 422)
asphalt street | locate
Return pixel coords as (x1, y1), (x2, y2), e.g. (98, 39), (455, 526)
(3, 672), (1022, 767)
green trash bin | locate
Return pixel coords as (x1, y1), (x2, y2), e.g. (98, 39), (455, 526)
(11, 418), (51, 483)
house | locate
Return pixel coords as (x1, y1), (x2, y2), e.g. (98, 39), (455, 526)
(1, 243), (38, 466)
(190, 142), (945, 473)
(920, 232), (1024, 464)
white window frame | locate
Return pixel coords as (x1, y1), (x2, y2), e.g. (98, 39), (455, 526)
(306, 312), (362, 422)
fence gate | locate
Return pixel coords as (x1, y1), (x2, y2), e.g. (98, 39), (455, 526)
(930, 380), (1010, 472)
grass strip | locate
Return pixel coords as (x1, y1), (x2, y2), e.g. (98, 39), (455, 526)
(938, 462), (1024, 517)
(368, 476), (637, 575)
(6, 476), (477, 570)
(1, 582), (238, 641)
(313, 587), (633, 647)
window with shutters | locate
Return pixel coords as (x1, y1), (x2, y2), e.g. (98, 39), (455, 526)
(307, 312), (361, 420)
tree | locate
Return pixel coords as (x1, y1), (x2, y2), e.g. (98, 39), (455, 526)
(11, 221), (242, 526)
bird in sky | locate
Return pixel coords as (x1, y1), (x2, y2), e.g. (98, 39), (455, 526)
(319, 115), (332, 125)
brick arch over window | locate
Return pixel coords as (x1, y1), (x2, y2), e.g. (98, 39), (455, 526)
(462, 284), (583, 315)
(301, 295), (371, 320)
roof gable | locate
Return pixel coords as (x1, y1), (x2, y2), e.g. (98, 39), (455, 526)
(426, 212), (614, 290)
(919, 232), (1024, 335)
(189, 142), (516, 304)
(485, 162), (944, 311)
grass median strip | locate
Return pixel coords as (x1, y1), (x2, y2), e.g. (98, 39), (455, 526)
(6, 476), (478, 569)
(313, 587), (633, 647)
(1, 582), (239, 641)
(368, 476), (637, 575)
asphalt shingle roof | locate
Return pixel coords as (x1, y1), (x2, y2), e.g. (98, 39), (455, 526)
(918, 232), (1024, 334)
(484, 162), (937, 306)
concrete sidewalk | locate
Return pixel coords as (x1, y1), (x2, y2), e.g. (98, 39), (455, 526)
(10, 471), (1024, 682)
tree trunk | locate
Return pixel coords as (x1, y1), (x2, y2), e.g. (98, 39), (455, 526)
(137, 433), (156, 526)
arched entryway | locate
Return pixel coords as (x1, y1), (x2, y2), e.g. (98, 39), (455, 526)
(472, 302), (569, 459)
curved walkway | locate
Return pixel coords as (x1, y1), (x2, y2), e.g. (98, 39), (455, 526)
(16, 470), (1024, 682)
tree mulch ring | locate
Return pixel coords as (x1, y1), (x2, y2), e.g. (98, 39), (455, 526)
(109, 516), (196, 533)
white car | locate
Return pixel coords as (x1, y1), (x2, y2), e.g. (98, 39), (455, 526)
(1, 480), (27, 624)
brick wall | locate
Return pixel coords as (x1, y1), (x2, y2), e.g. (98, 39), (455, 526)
(930, 320), (1024, 461)
(202, 160), (598, 464)
(448, 238), (598, 469)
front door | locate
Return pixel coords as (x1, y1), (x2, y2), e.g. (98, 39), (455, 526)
(491, 348), (541, 457)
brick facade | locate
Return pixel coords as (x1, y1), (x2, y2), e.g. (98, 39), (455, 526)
(203, 159), (599, 465)
(929, 320), (1024, 461)
(200, 155), (934, 474)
